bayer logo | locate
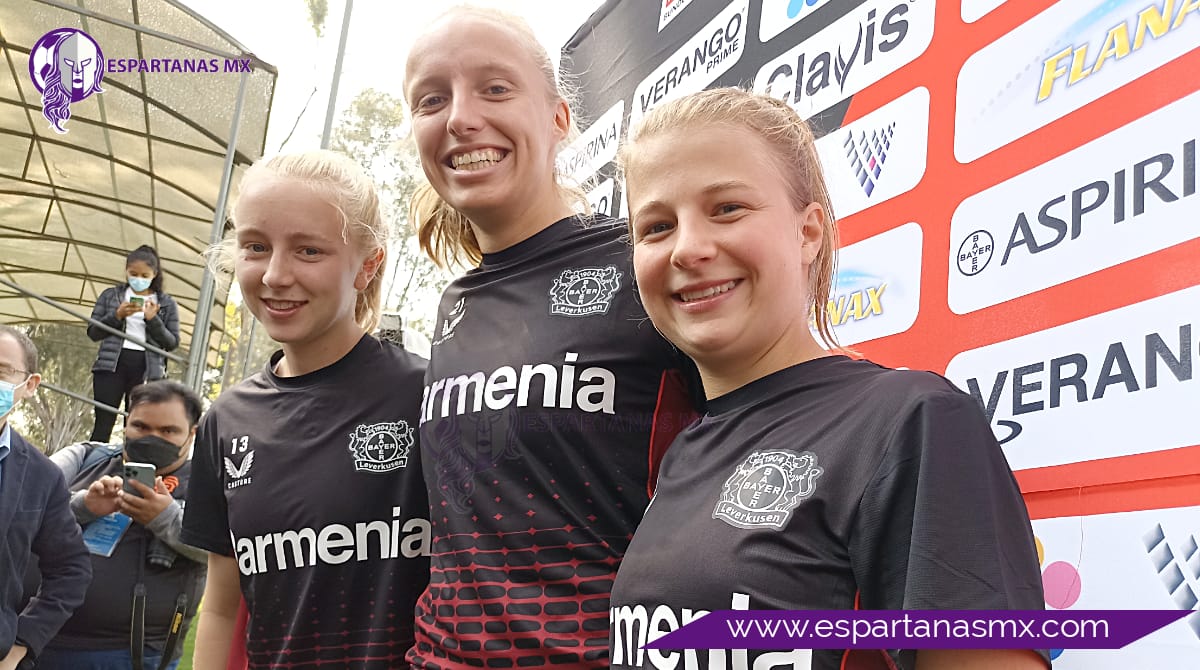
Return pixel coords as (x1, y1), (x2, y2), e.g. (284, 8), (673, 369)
(364, 431), (400, 462)
(564, 277), (603, 306)
(736, 465), (787, 510)
(957, 230), (994, 276)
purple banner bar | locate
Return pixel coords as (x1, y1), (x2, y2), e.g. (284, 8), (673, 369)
(643, 610), (1191, 650)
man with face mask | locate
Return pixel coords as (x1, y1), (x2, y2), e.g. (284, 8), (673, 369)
(0, 325), (91, 670)
(30, 380), (206, 670)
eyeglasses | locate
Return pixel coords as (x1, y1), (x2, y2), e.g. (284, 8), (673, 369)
(0, 365), (31, 382)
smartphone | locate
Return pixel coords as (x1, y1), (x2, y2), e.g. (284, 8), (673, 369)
(123, 462), (156, 496)
(129, 296), (145, 308)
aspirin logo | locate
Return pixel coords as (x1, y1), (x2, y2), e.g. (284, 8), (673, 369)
(844, 122), (895, 196)
(29, 28), (106, 134)
(713, 450), (823, 530)
(956, 230), (994, 276)
(550, 266), (622, 317)
(348, 421), (413, 473)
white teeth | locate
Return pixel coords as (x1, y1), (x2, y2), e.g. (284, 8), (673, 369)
(265, 300), (302, 309)
(679, 281), (737, 303)
(451, 149), (506, 169)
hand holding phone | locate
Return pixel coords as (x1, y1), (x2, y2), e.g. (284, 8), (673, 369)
(129, 296), (145, 308)
(122, 462), (156, 497)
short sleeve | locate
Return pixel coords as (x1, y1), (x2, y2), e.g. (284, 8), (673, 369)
(181, 410), (233, 555)
(849, 388), (1046, 612)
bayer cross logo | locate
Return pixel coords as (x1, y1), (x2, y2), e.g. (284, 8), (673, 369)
(844, 122), (895, 196)
(713, 450), (823, 530)
(29, 28), (106, 134)
(348, 421), (413, 473)
(957, 230), (994, 276)
(549, 266), (622, 317)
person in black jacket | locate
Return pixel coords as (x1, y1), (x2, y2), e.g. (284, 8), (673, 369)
(86, 245), (180, 443)
(0, 325), (91, 670)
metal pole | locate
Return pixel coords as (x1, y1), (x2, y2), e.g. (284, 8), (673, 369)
(39, 380), (127, 417)
(320, 0), (354, 149)
(185, 68), (250, 392)
(0, 275), (185, 363)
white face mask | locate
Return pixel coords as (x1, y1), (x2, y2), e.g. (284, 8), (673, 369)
(129, 276), (153, 292)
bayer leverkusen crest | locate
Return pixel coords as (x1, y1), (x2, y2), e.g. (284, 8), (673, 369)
(348, 421), (413, 473)
(713, 450), (823, 530)
(549, 265), (622, 317)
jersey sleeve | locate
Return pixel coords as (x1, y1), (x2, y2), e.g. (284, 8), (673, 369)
(181, 410), (233, 555)
(849, 387), (1046, 612)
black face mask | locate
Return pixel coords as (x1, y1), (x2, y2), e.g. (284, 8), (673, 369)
(124, 435), (182, 470)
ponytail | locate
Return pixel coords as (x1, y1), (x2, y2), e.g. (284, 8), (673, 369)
(411, 182), (482, 269)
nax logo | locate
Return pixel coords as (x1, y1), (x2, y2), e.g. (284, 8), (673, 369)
(821, 223), (922, 347)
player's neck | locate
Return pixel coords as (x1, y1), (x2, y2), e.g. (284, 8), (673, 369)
(276, 321), (365, 377)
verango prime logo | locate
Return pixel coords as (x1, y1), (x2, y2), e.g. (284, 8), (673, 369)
(945, 285), (1200, 472)
(631, 0), (748, 126)
(814, 87), (929, 218)
(955, 0), (1200, 163)
(754, 0), (935, 120)
(758, 0), (833, 43)
(948, 88), (1200, 314)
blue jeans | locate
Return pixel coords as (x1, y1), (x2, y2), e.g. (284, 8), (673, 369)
(36, 646), (180, 670)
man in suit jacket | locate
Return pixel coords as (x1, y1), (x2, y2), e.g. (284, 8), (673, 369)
(0, 325), (91, 670)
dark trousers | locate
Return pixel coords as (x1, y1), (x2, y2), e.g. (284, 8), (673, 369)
(90, 348), (147, 442)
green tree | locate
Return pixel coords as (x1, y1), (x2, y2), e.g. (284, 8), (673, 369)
(12, 323), (103, 454)
(329, 88), (451, 341)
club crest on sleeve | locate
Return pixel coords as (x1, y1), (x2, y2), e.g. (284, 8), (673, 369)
(713, 450), (823, 530)
(549, 265), (622, 317)
(348, 421), (413, 473)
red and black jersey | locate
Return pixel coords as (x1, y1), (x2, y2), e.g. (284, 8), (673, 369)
(408, 215), (698, 669)
(609, 356), (1050, 670)
(183, 335), (429, 669)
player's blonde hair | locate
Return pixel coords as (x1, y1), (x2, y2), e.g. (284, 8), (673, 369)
(210, 150), (387, 332)
(405, 6), (587, 269)
(619, 87), (841, 349)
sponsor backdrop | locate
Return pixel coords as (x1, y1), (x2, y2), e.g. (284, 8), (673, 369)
(560, 0), (1200, 664)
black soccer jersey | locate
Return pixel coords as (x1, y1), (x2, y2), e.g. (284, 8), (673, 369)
(408, 215), (697, 669)
(609, 356), (1049, 670)
(182, 335), (429, 669)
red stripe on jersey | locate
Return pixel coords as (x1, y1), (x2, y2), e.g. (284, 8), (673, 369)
(646, 369), (698, 498)
(840, 590), (898, 670)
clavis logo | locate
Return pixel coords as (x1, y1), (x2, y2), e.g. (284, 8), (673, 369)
(29, 28), (105, 134)
(1037, 0), (1200, 103)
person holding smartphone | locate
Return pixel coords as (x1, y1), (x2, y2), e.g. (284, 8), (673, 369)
(87, 245), (180, 443)
(28, 380), (207, 670)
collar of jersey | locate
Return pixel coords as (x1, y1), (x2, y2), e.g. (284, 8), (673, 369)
(477, 214), (598, 269)
(705, 354), (852, 416)
(264, 332), (374, 389)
